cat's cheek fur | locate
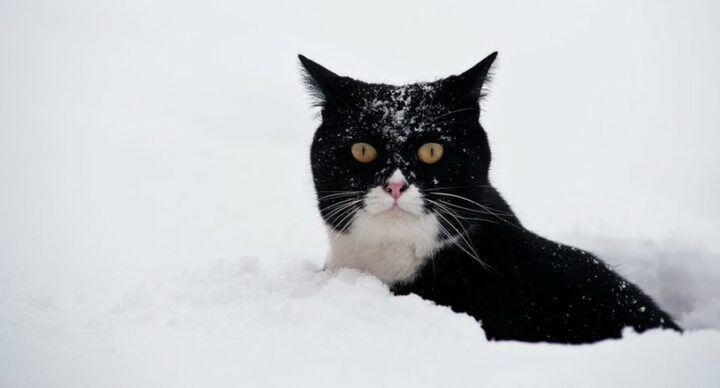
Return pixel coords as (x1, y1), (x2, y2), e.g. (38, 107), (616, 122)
(362, 187), (395, 214)
(325, 210), (443, 284)
(395, 185), (425, 216)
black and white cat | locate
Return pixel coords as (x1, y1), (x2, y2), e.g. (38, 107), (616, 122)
(299, 52), (681, 344)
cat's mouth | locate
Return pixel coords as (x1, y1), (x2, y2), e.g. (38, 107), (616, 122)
(382, 204), (415, 217)
(362, 184), (426, 217)
(357, 169), (426, 218)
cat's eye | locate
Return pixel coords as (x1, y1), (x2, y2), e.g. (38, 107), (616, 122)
(351, 142), (377, 163)
(418, 143), (444, 164)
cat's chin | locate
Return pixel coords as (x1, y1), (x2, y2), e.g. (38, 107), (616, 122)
(371, 205), (421, 219)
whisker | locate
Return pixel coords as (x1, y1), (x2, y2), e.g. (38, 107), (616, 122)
(432, 202), (499, 224)
(435, 199), (502, 217)
(322, 203), (362, 227)
(425, 192), (513, 219)
(317, 192), (362, 201)
(439, 211), (499, 274)
(427, 192), (518, 225)
(318, 198), (362, 214)
(430, 203), (481, 260)
(328, 206), (359, 241)
(432, 208), (494, 272)
(326, 199), (361, 218)
(430, 107), (476, 124)
(316, 190), (365, 194)
(324, 200), (362, 223)
(423, 184), (494, 192)
(351, 210), (368, 257)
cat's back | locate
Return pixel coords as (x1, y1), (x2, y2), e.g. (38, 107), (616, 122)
(395, 228), (681, 343)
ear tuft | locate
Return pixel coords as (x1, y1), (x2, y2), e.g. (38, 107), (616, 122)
(298, 54), (341, 107)
(457, 51), (498, 101)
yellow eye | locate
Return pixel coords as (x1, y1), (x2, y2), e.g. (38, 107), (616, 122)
(418, 143), (444, 164)
(351, 142), (377, 163)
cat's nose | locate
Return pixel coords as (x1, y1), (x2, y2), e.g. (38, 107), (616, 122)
(385, 182), (408, 200)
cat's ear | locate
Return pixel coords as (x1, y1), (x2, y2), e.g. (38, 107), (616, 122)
(450, 52), (498, 103)
(298, 54), (345, 106)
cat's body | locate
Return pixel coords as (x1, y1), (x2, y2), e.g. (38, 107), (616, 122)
(300, 52), (681, 343)
(391, 186), (678, 343)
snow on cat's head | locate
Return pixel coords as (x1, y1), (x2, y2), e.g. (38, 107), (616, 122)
(299, 53), (497, 233)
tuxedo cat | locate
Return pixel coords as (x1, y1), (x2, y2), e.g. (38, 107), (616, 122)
(299, 52), (681, 344)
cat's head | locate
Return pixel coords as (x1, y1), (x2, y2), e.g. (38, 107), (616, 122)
(300, 53), (497, 233)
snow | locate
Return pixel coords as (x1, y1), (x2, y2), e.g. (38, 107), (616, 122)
(2, 0), (720, 386)
(2, 248), (720, 387)
(364, 83), (438, 142)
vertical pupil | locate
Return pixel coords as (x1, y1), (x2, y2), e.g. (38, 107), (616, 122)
(362, 146), (366, 156)
(430, 146), (434, 157)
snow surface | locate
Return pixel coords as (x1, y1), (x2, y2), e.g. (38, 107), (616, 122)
(2, 255), (720, 388)
(2, 0), (720, 387)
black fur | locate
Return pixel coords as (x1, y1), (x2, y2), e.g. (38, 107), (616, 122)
(299, 53), (681, 343)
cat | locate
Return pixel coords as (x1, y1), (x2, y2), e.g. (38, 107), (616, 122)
(298, 52), (681, 344)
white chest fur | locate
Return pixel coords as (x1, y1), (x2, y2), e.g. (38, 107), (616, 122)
(324, 210), (442, 285)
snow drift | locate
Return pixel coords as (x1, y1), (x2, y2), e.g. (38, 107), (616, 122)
(2, 249), (720, 387)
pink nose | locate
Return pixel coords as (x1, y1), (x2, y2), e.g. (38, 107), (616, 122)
(385, 182), (408, 200)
